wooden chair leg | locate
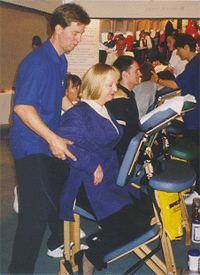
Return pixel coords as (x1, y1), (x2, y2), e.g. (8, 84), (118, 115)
(59, 221), (71, 275)
(161, 230), (177, 274)
(59, 215), (81, 275)
(133, 244), (167, 275)
(154, 193), (177, 274)
(179, 193), (191, 246)
(71, 214), (80, 269)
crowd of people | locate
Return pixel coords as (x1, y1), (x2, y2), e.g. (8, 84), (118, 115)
(100, 21), (199, 66)
(8, 3), (199, 274)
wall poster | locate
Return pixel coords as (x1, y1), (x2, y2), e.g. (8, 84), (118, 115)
(66, 19), (100, 78)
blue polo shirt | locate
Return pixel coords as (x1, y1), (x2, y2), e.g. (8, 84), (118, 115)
(10, 39), (67, 159)
(175, 54), (200, 130)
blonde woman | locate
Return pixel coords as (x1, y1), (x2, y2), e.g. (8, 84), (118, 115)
(57, 64), (152, 274)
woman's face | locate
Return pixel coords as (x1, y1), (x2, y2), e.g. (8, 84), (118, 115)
(96, 71), (118, 105)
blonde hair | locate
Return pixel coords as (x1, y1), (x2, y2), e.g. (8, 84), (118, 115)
(80, 64), (119, 100)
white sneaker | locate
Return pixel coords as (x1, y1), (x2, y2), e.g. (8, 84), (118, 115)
(47, 243), (88, 258)
(80, 228), (86, 239)
(13, 186), (19, 213)
(47, 245), (64, 258)
(80, 244), (89, 250)
(184, 191), (200, 206)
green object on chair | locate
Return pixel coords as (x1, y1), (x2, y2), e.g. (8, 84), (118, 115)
(170, 138), (199, 161)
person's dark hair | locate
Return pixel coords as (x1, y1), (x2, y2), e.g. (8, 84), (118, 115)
(50, 3), (90, 33)
(174, 34), (197, 52)
(140, 61), (154, 82)
(157, 70), (175, 81)
(113, 55), (136, 80)
(66, 73), (81, 88)
(165, 20), (175, 38)
(108, 32), (114, 37)
(32, 35), (42, 47)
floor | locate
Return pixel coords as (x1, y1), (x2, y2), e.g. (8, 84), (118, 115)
(0, 128), (199, 275)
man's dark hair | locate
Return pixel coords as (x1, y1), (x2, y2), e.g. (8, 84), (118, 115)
(113, 55), (136, 80)
(174, 33), (197, 52)
(50, 3), (90, 33)
(157, 70), (175, 81)
(140, 61), (154, 82)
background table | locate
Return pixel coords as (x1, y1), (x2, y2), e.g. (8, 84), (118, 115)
(0, 90), (14, 125)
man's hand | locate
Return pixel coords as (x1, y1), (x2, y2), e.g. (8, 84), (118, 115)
(151, 71), (159, 83)
(49, 135), (76, 161)
(93, 164), (103, 185)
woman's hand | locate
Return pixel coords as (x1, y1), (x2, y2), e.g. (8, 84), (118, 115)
(93, 164), (103, 185)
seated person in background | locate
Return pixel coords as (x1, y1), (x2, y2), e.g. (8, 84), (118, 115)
(151, 33), (200, 201)
(61, 73), (87, 240)
(62, 73), (81, 113)
(136, 30), (152, 63)
(103, 32), (115, 49)
(165, 34), (188, 77)
(139, 30), (148, 48)
(99, 32), (116, 64)
(106, 56), (141, 162)
(105, 36), (134, 65)
(133, 62), (157, 118)
(126, 34), (134, 51)
(57, 64), (153, 275)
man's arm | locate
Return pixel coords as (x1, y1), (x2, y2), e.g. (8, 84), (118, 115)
(14, 105), (76, 161)
(151, 71), (179, 90)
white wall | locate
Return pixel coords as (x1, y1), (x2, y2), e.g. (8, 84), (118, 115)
(3, 0), (200, 18)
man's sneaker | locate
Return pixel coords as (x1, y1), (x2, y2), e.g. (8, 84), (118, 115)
(80, 244), (88, 250)
(13, 186), (19, 214)
(80, 228), (86, 239)
(47, 245), (64, 258)
(184, 191), (200, 206)
(47, 243), (88, 258)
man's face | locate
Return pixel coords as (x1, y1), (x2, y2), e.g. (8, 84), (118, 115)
(126, 62), (142, 88)
(57, 22), (86, 54)
(116, 40), (126, 52)
(176, 45), (188, 60)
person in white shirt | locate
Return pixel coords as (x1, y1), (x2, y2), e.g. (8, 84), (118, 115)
(166, 35), (188, 77)
(168, 49), (188, 77)
(106, 37), (134, 65)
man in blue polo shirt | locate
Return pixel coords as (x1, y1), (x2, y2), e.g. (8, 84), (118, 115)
(8, 3), (90, 274)
(151, 33), (200, 202)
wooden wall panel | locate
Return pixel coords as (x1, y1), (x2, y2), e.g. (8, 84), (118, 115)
(0, 4), (49, 88)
